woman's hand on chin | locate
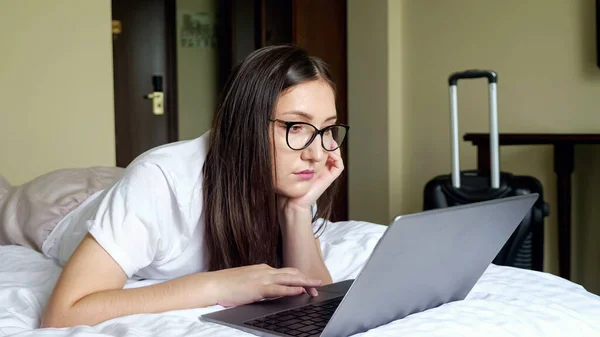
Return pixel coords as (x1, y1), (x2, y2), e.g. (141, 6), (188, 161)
(280, 148), (344, 213)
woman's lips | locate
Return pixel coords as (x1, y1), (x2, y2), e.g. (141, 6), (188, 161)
(294, 170), (315, 180)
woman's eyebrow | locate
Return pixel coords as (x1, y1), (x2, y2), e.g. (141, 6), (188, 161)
(282, 111), (313, 120)
(282, 111), (337, 122)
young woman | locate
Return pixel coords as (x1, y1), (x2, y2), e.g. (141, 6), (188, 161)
(32, 45), (349, 328)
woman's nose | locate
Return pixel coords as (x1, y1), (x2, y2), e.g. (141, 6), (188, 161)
(302, 135), (325, 161)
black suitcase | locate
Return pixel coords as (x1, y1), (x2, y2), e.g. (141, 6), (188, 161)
(423, 70), (550, 271)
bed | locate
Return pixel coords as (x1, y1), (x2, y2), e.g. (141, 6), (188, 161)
(1, 219), (599, 337)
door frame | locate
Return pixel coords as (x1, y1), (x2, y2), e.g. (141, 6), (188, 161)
(165, 0), (179, 143)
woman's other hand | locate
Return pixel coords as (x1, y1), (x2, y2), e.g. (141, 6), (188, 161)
(209, 264), (321, 307)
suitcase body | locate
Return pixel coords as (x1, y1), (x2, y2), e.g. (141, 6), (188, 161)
(423, 70), (549, 271)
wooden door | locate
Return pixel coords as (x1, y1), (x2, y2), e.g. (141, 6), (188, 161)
(111, 0), (178, 168)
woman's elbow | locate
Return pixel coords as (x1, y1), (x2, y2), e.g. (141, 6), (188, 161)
(40, 318), (60, 329)
(40, 306), (74, 329)
(40, 316), (63, 329)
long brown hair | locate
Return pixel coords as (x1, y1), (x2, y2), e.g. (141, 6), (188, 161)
(202, 45), (339, 271)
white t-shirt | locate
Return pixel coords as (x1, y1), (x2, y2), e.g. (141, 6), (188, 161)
(41, 132), (210, 280)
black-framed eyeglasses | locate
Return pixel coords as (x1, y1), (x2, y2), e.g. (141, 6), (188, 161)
(269, 119), (350, 151)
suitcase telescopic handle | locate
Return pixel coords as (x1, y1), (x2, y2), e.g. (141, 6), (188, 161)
(448, 70), (500, 189)
(448, 70), (497, 86)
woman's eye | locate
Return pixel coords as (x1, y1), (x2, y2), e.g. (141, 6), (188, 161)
(289, 125), (303, 133)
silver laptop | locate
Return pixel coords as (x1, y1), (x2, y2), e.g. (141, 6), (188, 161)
(201, 194), (538, 337)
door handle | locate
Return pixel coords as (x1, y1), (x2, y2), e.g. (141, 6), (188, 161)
(144, 75), (164, 115)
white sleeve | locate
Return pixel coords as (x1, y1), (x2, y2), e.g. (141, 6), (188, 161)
(86, 162), (173, 278)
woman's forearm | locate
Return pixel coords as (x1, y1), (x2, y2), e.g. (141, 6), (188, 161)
(41, 272), (218, 328)
(280, 205), (333, 285)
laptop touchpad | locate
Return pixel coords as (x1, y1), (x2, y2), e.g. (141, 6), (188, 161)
(317, 279), (353, 294)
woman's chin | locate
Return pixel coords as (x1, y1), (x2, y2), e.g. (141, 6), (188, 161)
(276, 182), (313, 199)
(277, 190), (309, 199)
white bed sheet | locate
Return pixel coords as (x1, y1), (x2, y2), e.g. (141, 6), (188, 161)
(0, 220), (599, 337)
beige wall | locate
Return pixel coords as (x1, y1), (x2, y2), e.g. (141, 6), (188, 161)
(0, 0), (115, 185)
(176, 0), (218, 140)
(347, 0), (390, 225)
(349, 0), (600, 294)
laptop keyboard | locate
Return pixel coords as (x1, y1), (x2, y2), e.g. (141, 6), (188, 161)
(244, 296), (343, 336)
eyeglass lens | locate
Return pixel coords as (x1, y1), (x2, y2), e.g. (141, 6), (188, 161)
(287, 124), (347, 151)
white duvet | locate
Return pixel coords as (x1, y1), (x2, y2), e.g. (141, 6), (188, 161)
(0, 220), (599, 337)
